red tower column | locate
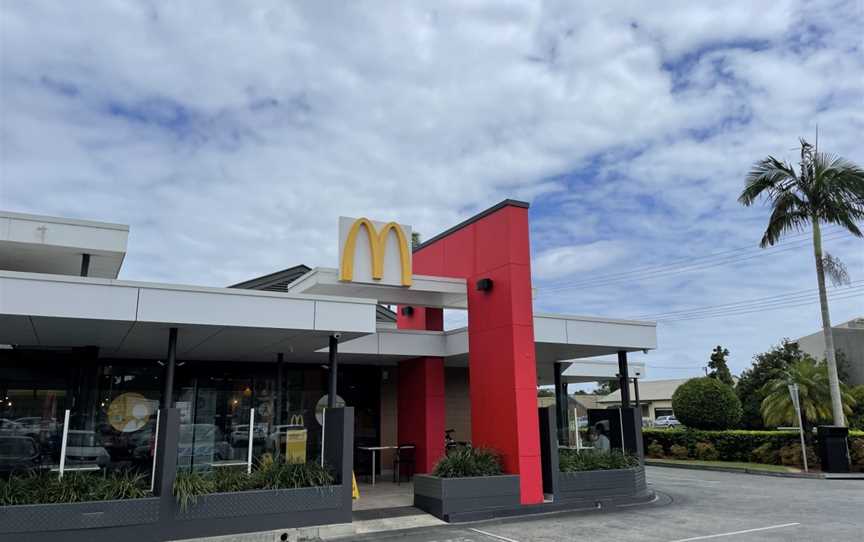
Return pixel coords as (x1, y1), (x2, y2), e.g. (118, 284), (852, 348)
(397, 307), (445, 473)
(407, 201), (543, 504)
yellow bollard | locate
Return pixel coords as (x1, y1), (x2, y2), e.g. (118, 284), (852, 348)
(352, 471), (359, 499)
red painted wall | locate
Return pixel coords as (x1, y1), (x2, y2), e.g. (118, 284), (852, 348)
(406, 203), (543, 504)
(397, 356), (445, 473)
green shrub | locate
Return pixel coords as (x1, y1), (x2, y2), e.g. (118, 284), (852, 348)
(779, 443), (818, 468)
(694, 442), (719, 461)
(646, 441), (665, 459)
(0, 470), (150, 506)
(173, 459), (335, 511)
(558, 449), (639, 472)
(670, 444), (690, 460)
(750, 442), (779, 465)
(849, 438), (864, 471)
(673, 377), (742, 430)
(432, 447), (503, 478)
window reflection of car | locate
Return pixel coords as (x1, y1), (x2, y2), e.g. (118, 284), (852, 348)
(230, 423), (267, 446)
(64, 430), (110, 468)
(14, 417), (59, 436)
(177, 424), (232, 464)
(0, 419), (24, 435)
(0, 436), (42, 474)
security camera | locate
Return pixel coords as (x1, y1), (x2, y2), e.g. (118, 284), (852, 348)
(332, 332), (342, 340)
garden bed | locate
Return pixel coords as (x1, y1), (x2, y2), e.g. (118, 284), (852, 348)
(0, 497), (160, 534)
(557, 467), (647, 503)
(413, 474), (520, 520)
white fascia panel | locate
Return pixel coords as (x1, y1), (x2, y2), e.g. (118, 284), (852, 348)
(314, 299), (376, 333)
(1, 212), (128, 253)
(136, 288), (316, 329)
(444, 328), (469, 356)
(565, 318), (656, 349)
(378, 330), (445, 357)
(0, 274), (138, 321)
(533, 315), (568, 343)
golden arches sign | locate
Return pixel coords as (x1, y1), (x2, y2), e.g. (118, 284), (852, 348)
(339, 218), (412, 286)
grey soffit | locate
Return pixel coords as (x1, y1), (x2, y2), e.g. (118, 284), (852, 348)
(230, 263), (398, 322)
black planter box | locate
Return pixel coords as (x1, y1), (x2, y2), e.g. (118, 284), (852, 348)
(174, 485), (342, 521)
(413, 474), (520, 520)
(557, 466), (647, 503)
(0, 497), (160, 535)
(166, 485), (347, 540)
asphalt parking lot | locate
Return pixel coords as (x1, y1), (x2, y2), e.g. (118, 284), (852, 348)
(361, 466), (864, 542)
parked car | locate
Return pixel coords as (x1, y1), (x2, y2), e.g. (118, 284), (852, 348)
(64, 430), (111, 468)
(0, 435), (42, 473)
(653, 415), (681, 428)
(175, 424), (233, 467)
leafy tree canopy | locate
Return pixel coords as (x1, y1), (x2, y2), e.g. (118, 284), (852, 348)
(672, 377), (742, 430)
(708, 345), (735, 386)
(736, 340), (810, 429)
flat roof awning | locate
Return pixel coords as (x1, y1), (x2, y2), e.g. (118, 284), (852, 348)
(286, 267), (468, 308)
(0, 271), (377, 361)
(0, 211), (129, 279)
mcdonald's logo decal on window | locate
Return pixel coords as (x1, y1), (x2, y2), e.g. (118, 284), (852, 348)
(338, 217), (413, 287)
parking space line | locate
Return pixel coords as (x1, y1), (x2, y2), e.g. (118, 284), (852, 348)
(468, 527), (520, 542)
(666, 522), (800, 541)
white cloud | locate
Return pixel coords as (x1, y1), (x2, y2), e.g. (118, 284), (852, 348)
(533, 241), (627, 280)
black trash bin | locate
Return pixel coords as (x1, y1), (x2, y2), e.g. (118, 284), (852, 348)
(817, 425), (850, 473)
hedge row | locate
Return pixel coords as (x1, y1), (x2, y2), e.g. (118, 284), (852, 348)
(643, 428), (864, 470)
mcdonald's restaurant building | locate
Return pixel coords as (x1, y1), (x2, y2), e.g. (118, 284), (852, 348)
(0, 201), (656, 538)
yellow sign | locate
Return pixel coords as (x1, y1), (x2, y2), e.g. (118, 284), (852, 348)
(339, 217), (412, 286)
(107, 393), (155, 433)
(285, 414), (307, 464)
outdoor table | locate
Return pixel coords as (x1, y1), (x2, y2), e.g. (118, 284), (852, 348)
(357, 445), (415, 486)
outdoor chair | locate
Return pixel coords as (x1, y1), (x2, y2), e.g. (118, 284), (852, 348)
(392, 443), (415, 484)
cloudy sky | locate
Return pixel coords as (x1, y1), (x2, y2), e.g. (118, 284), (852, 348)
(1, 1), (862, 383)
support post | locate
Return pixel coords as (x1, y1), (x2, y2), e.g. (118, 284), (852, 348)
(276, 352), (284, 426)
(617, 351), (630, 408)
(633, 377), (641, 420)
(80, 253), (90, 277)
(162, 327), (178, 409)
(553, 363), (569, 445)
(328, 334), (339, 408)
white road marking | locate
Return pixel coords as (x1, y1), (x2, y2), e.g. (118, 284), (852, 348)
(666, 522), (801, 542)
(468, 527), (521, 542)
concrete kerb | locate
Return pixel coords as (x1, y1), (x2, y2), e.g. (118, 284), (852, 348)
(332, 491), (666, 541)
(645, 460), (864, 479)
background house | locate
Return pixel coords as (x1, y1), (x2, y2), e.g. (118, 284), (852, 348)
(597, 378), (691, 421)
(796, 317), (864, 386)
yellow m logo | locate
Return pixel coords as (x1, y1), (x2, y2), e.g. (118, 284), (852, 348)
(339, 218), (413, 286)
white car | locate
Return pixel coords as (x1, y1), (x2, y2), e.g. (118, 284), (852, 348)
(64, 430), (110, 468)
(654, 415), (681, 428)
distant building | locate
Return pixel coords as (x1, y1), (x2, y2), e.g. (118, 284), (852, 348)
(796, 318), (864, 386)
(598, 378), (691, 421)
(538, 393), (600, 420)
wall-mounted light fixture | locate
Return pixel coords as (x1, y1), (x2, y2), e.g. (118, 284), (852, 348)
(476, 278), (494, 292)
(401, 306), (415, 316)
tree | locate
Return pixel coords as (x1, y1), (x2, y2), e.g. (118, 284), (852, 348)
(848, 385), (864, 430)
(593, 380), (620, 395)
(537, 388), (555, 398)
(736, 340), (808, 429)
(739, 138), (864, 427)
(672, 377), (742, 430)
(708, 345), (735, 386)
(761, 359), (856, 434)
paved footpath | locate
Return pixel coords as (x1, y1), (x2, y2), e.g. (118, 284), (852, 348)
(353, 466), (864, 542)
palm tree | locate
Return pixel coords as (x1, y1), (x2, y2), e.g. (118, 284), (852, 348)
(739, 138), (864, 426)
(760, 360), (855, 432)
